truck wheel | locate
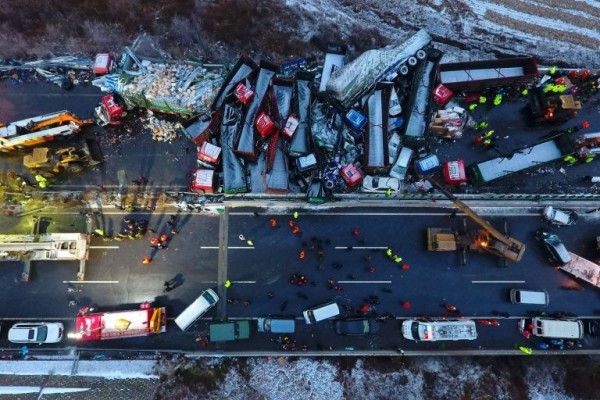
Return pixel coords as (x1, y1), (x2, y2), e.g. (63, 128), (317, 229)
(416, 49), (427, 60)
(408, 57), (418, 66)
(399, 66), (409, 75)
(67, 163), (84, 173)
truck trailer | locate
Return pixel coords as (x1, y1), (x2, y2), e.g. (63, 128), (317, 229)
(438, 57), (538, 92)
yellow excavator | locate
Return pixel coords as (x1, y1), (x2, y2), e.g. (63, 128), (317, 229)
(23, 141), (102, 178)
(427, 179), (526, 265)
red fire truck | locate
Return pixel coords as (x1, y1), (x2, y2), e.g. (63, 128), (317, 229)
(71, 303), (166, 341)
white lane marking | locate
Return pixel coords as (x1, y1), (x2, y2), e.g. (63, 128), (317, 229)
(62, 280), (119, 284)
(89, 246), (120, 249)
(200, 246), (254, 249)
(198, 281), (256, 284)
(230, 212), (541, 217)
(338, 280), (392, 284)
(472, 280), (526, 284)
(334, 246), (387, 250)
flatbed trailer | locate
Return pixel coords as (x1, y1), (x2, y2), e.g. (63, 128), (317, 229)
(467, 133), (574, 185)
(438, 57), (538, 92)
(363, 83), (391, 174)
(73, 305), (166, 341)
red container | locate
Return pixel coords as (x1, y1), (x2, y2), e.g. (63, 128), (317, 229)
(443, 159), (467, 185)
(234, 83), (254, 106)
(433, 84), (453, 107)
(340, 164), (363, 187)
(197, 142), (222, 165)
(93, 53), (115, 75)
(255, 112), (276, 138)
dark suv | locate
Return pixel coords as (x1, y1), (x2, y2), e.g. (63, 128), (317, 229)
(535, 229), (572, 266)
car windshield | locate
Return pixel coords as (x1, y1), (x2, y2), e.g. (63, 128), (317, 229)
(35, 326), (48, 342)
(202, 292), (216, 305)
(372, 177), (380, 188)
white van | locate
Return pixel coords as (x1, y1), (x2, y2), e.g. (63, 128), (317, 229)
(510, 289), (549, 305)
(303, 301), (340, 324)
(521, 317), (584, 339)
(175, 288), (219, 331)
(389, 147), (413, 181)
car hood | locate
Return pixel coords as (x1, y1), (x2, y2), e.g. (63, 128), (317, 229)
(45, 323), (64, 343)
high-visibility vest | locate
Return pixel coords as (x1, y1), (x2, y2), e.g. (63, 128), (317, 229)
(479, 96), (487, 104)
(468, 104), (477, 111)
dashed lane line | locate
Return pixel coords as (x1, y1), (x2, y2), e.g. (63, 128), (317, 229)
(201, 246), (255, 249)
(62, 280), (119, 284)
(338, 280), (392, 284)
(198, 281), (256, 284)
(334, 246), (387, 250)
(472, 280), (526, 284)
(89, 246), (120, 249)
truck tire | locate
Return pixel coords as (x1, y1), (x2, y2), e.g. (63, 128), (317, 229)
(67, 163), (84, 173)
(416, 49), (427, 60)
(408, 57), (418, 66)
(399, 66), (409, 75)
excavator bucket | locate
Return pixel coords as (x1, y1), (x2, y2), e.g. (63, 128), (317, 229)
(23, 147), (50, 168)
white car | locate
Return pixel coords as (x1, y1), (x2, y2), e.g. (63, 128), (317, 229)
(362, 176), (400, 193)
(542, 206), (578, 226)
(8, 322), (64, 344)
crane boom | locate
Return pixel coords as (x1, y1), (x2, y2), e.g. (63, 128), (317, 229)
(430, 179), (526, 262)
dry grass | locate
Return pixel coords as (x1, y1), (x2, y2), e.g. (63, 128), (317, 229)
(485, 10), (600, 49)
(492, 0), (600, 33)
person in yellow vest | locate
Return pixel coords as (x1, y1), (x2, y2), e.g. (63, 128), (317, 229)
(478, 96), (487, 104)
(468, 103), (477, 111)
(35, 175), (48, 189)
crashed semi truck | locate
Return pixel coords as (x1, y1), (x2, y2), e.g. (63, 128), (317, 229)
(438, 57), (539, 93)
(0, 111), (93, 153)
(467, 133), (574, 185)
(326, 29), (432, 109)
(560, 252), (600, 289)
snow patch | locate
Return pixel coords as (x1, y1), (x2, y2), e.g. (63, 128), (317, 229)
(0, 360), (158, 380)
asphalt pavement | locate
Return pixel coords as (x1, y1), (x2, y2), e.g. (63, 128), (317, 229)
(0, 206), (599, 354)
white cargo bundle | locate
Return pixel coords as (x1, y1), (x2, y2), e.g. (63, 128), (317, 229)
(326, 29), (431, 109)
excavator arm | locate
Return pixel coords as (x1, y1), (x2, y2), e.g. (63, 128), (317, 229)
(429, 179), (526, 262)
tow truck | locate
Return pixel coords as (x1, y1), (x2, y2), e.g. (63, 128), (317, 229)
(71, 302), (166, 341)
(426, 179), (526, 265)
(94, 94), (127, 126)
(0, 111), (93, 153)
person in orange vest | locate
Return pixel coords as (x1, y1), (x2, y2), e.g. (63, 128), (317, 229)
(292, 225), (301, 235)
(160, 234), (169, 242)
(270, 218), (278, 228)
(142, 256), (152, 264)
(299, 250), (305, 260)
(150, 237), (159, 245)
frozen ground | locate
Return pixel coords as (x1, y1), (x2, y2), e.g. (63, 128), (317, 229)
(153, 355), (600, 400)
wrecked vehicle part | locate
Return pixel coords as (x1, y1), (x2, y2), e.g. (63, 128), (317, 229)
(402, 48), (443, 148)
(273, 77), (294, 123)
(288, 71), (314, 157)
(319, 44), (347, 93)
(211, 54), (257, 111)
(221, 105), (248, 194)
(93, 62), (224, 117)
(233, 61), (278, 160)
(311, 104), (339, 151)
(364, 83), (392, 175)
(265, 135), (289, 194)
(326, 29), (432, 109)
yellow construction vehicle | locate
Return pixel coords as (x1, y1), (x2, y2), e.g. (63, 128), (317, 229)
(23, 141), (102, 178)
(427, 179), (526, 264)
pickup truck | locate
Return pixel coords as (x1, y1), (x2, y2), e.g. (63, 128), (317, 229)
(209, 321), (250, 342)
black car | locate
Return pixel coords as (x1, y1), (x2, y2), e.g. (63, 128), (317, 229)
(334, 318), (380, 335)
(588, 321), (600, 337)
(535, 229), (572, 266)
